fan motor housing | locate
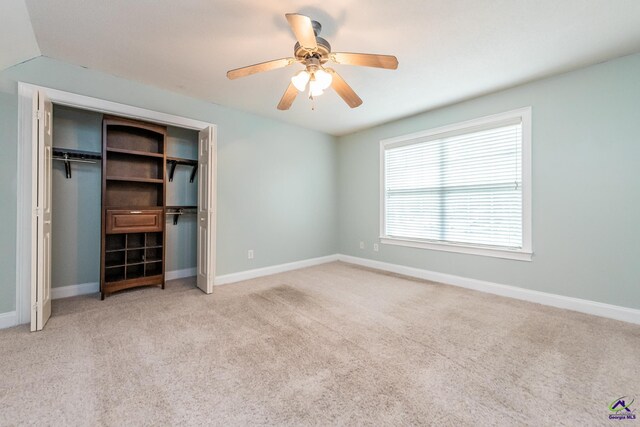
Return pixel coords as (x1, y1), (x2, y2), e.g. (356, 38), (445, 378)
(294, 38), (331, 63)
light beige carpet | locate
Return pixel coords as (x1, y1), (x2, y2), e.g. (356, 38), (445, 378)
(1, 262), (638, 426)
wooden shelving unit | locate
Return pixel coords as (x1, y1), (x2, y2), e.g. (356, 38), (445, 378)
(100, 116), (167, 299)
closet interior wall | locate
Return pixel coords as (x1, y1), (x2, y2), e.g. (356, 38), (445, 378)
(51, 105), (198, 293)
(164, 126), (198, 275)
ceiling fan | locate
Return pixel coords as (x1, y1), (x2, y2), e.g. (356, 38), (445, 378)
(226, 13), (398, 110)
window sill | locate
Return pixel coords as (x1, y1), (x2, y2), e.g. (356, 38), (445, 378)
(380, 237), (533, 261)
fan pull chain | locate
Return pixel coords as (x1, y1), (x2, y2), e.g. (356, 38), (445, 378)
(308, 90), (316, 110)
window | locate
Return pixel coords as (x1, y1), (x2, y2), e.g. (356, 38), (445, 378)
(380, 108), (532, 260)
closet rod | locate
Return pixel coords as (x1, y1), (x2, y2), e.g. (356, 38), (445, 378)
(52, 147), (102, 179)
(52, 147), (102, 159)
(52, 157), (97, 164)
(165, 206), (197, 225)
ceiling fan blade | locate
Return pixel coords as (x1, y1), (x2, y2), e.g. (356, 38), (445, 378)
(327, 68), (363, 108)
(277, 82), (299, 110)
(227, 58), (295, 80)
(285, 13), (318, 51)
(331, 52), (398, 70)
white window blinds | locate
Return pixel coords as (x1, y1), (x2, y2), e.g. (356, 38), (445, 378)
(384, 120), (523, 250)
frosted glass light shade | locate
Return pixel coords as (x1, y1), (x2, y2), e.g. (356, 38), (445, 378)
(291, 71), (310, 91)
(314, 69), (332, 90)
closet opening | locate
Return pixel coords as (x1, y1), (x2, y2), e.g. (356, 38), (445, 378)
(17, 83), (217, 331)
(51, 106), (199, 301)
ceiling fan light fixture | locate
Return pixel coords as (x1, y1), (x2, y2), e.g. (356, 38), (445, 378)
(308, 75), (322, 96)
(309, 85), (324, 97)
(306, 68), (332, 98)
(314, 68), (332, 90)
(291, 70), (310, 91)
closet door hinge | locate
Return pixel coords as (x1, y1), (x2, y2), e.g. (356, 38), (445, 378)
(32, 303), (38, 313)
(34, 110), (43, 121)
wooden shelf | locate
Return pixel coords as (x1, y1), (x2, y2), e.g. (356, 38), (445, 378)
(107, 245), (162, 251)
(106, 176), (163, 184)
(105, 261), (145, 269)
(107, 147), (164, 158)
(104, 275), (163, 289)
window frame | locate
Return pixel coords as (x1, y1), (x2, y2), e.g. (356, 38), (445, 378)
(379, 107), (532, 261)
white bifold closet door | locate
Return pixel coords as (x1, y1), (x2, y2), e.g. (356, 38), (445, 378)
(31, 90), (53, 331)
(196, 126), (216, 294)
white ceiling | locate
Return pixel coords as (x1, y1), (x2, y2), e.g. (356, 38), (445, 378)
(11, 0), (640, 135)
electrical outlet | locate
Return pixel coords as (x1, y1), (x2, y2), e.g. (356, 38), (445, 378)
(359, 241), (365, 249)
(248, 250), (254, 259)
(373, 243), (379, 252)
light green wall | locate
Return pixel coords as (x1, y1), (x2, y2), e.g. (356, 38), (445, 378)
(338, 53), (640, 310)
(50, 106), (199, 289)
(51, 106), (102, 288)
(0, 56), (338, 314)
(164, 126), (199, 273)
(0, 92), (17, 313)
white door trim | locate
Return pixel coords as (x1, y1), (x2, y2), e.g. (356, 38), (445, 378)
(16, 82), (217, 325)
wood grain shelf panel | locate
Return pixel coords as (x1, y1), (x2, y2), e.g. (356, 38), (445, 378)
(106, 176), (164, 184)
(107, 147), (165, 158)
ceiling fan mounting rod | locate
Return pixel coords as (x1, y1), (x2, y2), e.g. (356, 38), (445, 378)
(311, 20), (322, 36)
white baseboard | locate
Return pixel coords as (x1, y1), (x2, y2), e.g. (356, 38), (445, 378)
(215, 254), (340, 286)
(337, 254), (640, 325)
(51, 282), (99, 299)
(166, 267), (197, 281)
(50, 268), (197, 300)
(0, 311), (17, 329)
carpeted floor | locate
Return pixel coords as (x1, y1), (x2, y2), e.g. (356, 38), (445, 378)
(1, 262), (638, 426)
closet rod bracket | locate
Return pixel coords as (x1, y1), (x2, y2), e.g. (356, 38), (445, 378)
(173, 208), (183, 225)
(166, 157), (198, 183)
(166, 206), (197, 225)
(63, 154), (71, 179)
(168, 160), (178, 182)
(189, 164), (198, 183)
